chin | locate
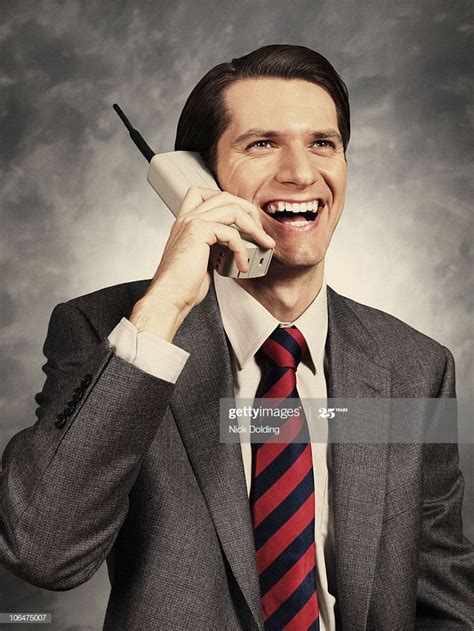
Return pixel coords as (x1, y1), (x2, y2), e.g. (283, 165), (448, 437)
(271, 244), (327, 269)
(270, 253), (324, 271)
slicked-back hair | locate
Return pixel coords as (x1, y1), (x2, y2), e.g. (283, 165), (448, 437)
(174, 44), (350, 177)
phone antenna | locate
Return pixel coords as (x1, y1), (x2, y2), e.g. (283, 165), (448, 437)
(113, 103), (155, 163)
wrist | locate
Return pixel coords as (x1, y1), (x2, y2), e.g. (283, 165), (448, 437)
(130, 295), (188, 343)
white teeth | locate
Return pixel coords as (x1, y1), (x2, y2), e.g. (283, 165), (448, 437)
(264, 200), (320, 214)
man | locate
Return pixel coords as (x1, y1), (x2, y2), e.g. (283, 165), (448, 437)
(0, 45), (472, 630)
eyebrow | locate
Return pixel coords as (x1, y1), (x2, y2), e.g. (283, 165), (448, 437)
(231, 128), (343, 147)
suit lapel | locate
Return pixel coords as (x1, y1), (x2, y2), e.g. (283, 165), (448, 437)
(170, 282), (264, 629)
(326, 287), (391, 630)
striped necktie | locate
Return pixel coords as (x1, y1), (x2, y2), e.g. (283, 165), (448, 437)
(250, 325), (319, 631)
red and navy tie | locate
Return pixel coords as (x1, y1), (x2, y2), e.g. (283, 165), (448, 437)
(250, 326), (319, 631)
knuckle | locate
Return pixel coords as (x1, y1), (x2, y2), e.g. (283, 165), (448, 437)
(189, 217), (206, 231)
(226, 231), (240, 245)
(232, 203), (248, 216)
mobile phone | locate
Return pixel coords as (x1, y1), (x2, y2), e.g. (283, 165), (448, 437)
(113, 104), (273, 278)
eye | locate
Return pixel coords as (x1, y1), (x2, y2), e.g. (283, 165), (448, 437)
(313, 139), (335, 149)
(246, 139), (274, 150)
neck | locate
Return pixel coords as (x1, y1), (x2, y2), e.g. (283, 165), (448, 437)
(236, 261), (325, 322)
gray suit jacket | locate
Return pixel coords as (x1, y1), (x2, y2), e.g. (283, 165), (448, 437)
(1, 281), (472, 630)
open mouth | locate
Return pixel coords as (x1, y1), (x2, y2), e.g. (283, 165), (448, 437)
(266, 209), (318, 223)
(261, 199), (321, 224)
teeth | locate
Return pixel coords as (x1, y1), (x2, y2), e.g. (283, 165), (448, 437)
(264, 200), (320, 214)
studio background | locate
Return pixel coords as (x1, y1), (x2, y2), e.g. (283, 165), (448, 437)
(1, 0), (472, 628)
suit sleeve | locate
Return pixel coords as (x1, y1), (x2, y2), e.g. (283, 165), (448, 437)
(415, 347), (474, 629)
(0, 302), (176, 590)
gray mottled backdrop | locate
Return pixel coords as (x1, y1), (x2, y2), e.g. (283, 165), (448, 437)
(1, 0), (472, 628)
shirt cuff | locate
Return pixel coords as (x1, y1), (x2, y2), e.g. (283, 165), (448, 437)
(107, 317), (189, 384)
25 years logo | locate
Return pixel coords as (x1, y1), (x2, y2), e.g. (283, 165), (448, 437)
(318, 408), (336, 419)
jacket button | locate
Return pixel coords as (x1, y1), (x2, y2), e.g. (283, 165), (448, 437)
(55, 413), (66, 429)
(63, 400), (76, 416)
(72, 387), (84, 403)
(81, 373), (92, 388)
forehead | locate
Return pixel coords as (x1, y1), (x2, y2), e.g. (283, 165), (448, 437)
(221, 78), (339, 135)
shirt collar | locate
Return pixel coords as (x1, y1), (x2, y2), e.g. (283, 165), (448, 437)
(213, 270), (328, 374)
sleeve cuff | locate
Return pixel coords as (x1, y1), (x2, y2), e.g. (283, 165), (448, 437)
(107, 317), (189, 384)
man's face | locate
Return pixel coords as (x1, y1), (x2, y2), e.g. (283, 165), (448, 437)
(215, 78), (347, 270)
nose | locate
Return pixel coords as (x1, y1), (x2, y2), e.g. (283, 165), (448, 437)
(275, 145), (317, 188)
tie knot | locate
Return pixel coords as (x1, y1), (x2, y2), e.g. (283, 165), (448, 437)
(260, 326), (307, 370)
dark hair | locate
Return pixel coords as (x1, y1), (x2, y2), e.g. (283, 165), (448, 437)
(174, 44), (350, 175)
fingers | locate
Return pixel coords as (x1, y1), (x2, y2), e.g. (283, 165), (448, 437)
(180, 187), (222, 215)
(193, 191), (262, 226)
(194, 204), (274, 247)
(175, 205), (275, 251)
(209, 224), (250, 272)
(194, 221), (252, 273)
(178, 187), (273, 251)
(180, 187), (263, 228)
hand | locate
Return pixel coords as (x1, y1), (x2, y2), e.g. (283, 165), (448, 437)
(130, 187), (275, 341)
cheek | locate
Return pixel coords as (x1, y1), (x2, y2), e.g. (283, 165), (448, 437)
(221, 160), (267, 198)
(322, 163), (347, 200)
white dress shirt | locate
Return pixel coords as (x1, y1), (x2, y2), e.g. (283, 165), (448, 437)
(108, 272), (336, 630)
